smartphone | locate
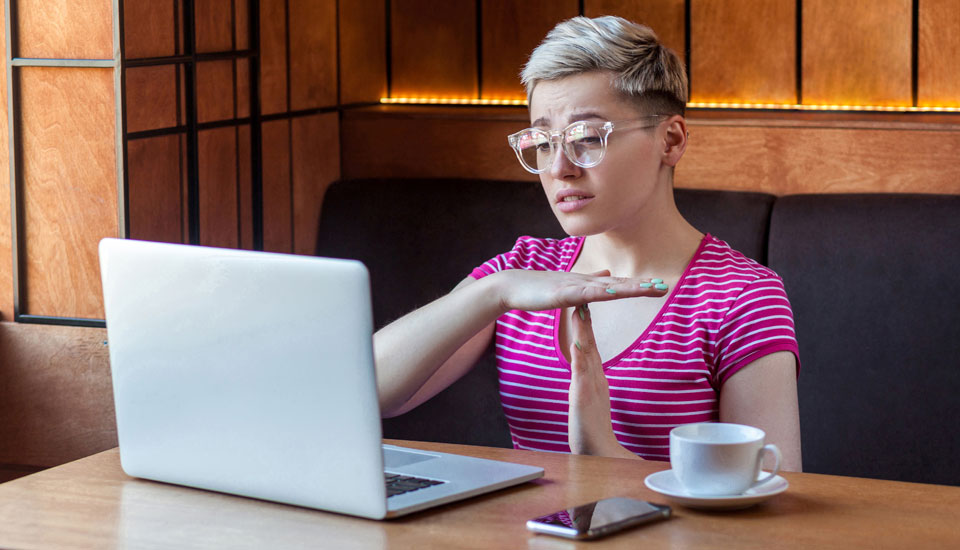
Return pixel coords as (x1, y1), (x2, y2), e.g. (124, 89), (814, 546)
(526, 497), (671, 540)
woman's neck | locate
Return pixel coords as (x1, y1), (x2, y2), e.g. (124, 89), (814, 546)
(573, 193), (704, 278)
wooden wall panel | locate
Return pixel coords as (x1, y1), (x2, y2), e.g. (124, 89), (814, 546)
(803, 0), (912, 106)
(236, 59), (250, 118)
(584, 0), (686, 57)
(195, 0), (234, 53)
(197, 60), (236, 123)
(292, 112), (339, 256)
(690, 0), (796, 104)
(918, 0), (960, 108)
(235, 0), (250, 50)
(260, 0), (288, 114)
(481, 0), (578, 100)
(341, 108), (960, 195)
(341, 107), (535, 182)
(127, 136), (183, 244)
(677, 120), (960, 195)
(18, 0), (113, 59)
(261, 120), (293, 253)
(0, 0), (11, 320)
(125, 65), (179, 133)
(338, 0), (387, 104)
(123, 0), (179, 58)
(391, 0), (477, 98)
(20, 68), (118, 319)
(197, 128), (239, 248)
(237, 125), (254, 249)
(0, 323), (115, 473)
(289, 0), (338, 110)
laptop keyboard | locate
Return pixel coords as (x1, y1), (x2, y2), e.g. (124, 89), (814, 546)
(384, 473), (446, 498)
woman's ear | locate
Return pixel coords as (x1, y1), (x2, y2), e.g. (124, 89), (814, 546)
(661, 115), (688, 167)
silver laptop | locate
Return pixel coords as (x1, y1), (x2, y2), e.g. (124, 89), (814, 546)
(99, 238), (543, 519)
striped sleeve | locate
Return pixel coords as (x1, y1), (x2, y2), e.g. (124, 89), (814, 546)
(713, 275), (800, 384)
(470, 236), (564, 279)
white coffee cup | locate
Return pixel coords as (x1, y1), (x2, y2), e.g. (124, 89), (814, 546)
(669, 423), (781, 496)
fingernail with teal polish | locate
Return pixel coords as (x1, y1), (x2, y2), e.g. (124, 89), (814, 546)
(605, 288), (617, 295)
(639, 282), (653, 288)
(655, 283), (669, 290)
(652, 278), (664, 284)
(574, 340), (582, 351)
(577, 306), (586, 321)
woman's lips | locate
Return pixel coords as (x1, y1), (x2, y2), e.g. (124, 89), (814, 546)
(556, 194), (595, 213)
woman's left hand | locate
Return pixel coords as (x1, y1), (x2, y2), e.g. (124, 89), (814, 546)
(567, 304), (641, 459)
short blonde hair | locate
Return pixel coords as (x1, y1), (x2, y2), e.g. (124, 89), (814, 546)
(521, 16), (688, 116)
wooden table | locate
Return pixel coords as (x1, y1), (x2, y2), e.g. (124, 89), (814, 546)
(1, 441), (958, 549)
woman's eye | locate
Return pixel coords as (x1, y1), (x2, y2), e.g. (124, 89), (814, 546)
(572, 136), (601, 146)
(535, 142), (552, 152)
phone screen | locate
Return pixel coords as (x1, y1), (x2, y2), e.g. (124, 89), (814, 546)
(527, 497), (670, 540)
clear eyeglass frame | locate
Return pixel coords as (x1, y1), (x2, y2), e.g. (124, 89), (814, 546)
(506, 115), (665, 174)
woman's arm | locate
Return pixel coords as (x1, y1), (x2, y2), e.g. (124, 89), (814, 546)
(719, 352), (802, 471)
(375, 276), (500, 417)
(375, 270), (669, 417)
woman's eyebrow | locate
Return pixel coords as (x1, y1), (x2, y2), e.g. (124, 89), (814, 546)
(530, 112), (606, 129)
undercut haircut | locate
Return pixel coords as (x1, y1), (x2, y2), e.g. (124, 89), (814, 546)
(521, 16), (688, 116)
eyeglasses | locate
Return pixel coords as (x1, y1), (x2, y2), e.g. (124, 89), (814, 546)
(507, 116), (665, 174)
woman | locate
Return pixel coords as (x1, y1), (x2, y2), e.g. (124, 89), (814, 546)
(374, 16), (801, 470)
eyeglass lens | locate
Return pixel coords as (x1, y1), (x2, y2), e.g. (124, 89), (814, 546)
(516, 123), (604, 173)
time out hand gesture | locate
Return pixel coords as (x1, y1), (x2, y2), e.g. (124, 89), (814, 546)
(567, 303), (644, 459)
(494, 269), (667, 313)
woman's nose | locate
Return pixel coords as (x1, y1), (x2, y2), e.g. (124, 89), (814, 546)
(549, 146), (582, 179)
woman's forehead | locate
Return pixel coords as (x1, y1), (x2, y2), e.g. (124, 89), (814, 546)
(529, 73), (637, 127)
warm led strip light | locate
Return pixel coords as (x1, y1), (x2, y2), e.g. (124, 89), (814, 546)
(381, 97), (960, 112)
(380, 97), (527, 106)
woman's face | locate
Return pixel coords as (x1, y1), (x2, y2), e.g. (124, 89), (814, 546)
(528, 71), (672, 237)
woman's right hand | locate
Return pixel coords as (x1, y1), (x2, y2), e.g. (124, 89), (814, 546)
(491, 269), (669, 313)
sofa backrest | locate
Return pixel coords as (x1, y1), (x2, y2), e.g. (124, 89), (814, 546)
(316, 178), (777, 448)
(768, 193), (960, 486)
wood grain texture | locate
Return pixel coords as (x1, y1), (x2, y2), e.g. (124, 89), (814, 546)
(126, 135), (184, 244)
(690, 0), (796, 104)
(340, 107), (960, 195)
(391, 0), (478, 98)
(17, 0), (113, 59)
(802, 0), (912, 106)
(338, 0), (387, 104)
(20, 68), (118, 319)
(261, 120), (292, 253)
(0, 322), (115, 469)
(584, 0), (686, 57)
(123, 0), (178, 59)
(196, 60), (236, 123)
(289, 0), (338, 110)
(2, 444), (960, 549)
(236, 59), (250, 118)
(918, 0), (960, 107)
(125, 65), (179, 133)
(677, 119), (960, 195)
(480, 0), (578, 100)
(237, 125), (254, 249)
(195, 0), (234, 53)
(0, 0), (11, 319)
(197, 128), (239, 248)
(341, 107), (535, 182)
(235, 0), (250, 50)
(260, 0), (288, 114)
(291, 112), (339, 256)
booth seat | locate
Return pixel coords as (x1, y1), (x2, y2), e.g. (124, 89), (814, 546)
(316, 178), (960, 486)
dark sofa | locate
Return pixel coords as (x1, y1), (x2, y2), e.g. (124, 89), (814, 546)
(316, 178), (960, 486)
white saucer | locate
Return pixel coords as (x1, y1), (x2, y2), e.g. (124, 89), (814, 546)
(644, 470), (788, 510)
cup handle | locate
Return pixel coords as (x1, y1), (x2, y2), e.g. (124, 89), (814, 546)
(751, 444), (781, 488)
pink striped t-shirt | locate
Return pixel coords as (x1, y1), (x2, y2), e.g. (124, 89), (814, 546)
(469, 234), (799, 461)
